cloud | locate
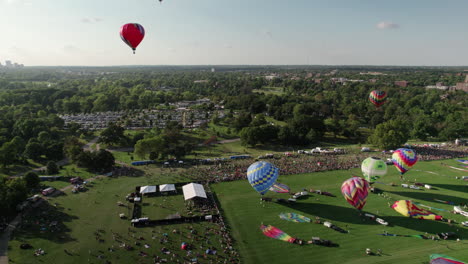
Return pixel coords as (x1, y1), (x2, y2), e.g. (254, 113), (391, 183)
(63, 45), (81, 54)
(224, 44), (233, 49)
(264, 31), (273, 38)
(376, 21), (399, 29)
(167, 47), (176, 53)
(3, 0), (31, 5)
(81, 17), (103, 23)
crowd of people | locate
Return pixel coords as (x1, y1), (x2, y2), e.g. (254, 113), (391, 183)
(181, 145), (467, 184)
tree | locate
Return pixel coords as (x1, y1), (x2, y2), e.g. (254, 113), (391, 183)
(99, 123), (127, 145)
(24, 171), (40, 190)
(368, 119), (409, 150)
(93, 149), (115, 172)
(24, 141), (43, 161)
(63, 136), (84, 162)
(46, 161), (59, 175)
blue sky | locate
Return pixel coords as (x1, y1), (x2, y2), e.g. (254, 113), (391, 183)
(1, 0), (468, 66)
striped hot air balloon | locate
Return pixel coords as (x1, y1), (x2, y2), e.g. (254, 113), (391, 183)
(369, 90), (387, 108)
(341, 177), (369, 210)
(247, 161), (279, 195)
(392, 148), (418, 175)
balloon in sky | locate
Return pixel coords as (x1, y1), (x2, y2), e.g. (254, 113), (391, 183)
(392, 200), (443, 221)
(392, 148), (418, 175)
(341, 177), (369, 210)
(369, 90), (387, 107)
(120, 23), (145, 54)
(361, 157), (387, 182)
(247, 161), (279, 195)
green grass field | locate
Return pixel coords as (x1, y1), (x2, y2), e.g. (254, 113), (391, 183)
(211, 159), (468, 264)
(7, 158), (468, 264)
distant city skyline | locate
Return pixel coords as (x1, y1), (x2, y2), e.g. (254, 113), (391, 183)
(2, 0), (468, 66)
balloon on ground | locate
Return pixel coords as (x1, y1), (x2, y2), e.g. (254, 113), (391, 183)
(269, 182), (290, 193)
(260, 225), (296, 243)
(392, 200), (443, 220)
(279, 213), (311, 223)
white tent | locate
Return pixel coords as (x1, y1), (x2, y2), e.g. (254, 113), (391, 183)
(182, 183), (207, 200)
(139, 185), (157, 194)
(159, 184), (176, 192)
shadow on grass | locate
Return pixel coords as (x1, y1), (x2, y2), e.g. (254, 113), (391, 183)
(11, 202), (78, 244)
(384, 216), (468, 236)
(429, 184), (467, 194)
(385, 191), (467, 205)
(278, 202), (380, 225)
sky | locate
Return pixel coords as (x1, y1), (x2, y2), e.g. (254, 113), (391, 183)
(1, 0), (468, 66)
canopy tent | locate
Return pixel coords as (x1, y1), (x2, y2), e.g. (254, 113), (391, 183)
(139, 185), (157, 194)
(159, 184), (176, 192)
(182, 183), (207, 200)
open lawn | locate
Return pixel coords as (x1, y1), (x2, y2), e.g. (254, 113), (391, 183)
(8, 175), (232, 264)
(212, 159), (468, 264)
(141, 193), (188, 220)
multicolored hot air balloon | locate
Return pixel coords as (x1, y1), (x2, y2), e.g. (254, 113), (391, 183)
(392, 200), (443, 220)
(369, 90), (387, 108)
(361, 157), (387, 182)
(279, 213), (311, 223)
(247, 161), (279, 195)
(341, 177), (369, 210)
(430, 254), (466, 264)
(269, 182), (290, 193)
(260, 225), (296, 243)
(120, 23), (145, 54)
(392, 148), (418, 175)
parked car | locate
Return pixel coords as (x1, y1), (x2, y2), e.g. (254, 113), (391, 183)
(42, 187), (56, 196)
(361, 147), (370, 152)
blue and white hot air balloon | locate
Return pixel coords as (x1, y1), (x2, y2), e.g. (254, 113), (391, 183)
(247, 161), (279, 195)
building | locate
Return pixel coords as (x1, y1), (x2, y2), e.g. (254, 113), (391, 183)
(394, 80), (408, 87)
(454, 82), (468, 92)
(5, 60), (12, 67)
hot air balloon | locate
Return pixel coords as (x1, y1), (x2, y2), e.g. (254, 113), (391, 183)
(247, 161), (279, 195)
(269, 182), (290, 193)
(361, 157), (387, 183)
(392, 200), (443, 220)
(120, 23), (145, 54)
(392, 148), (417, 175)
(341, 177), (369, 210)
(369, 90), (387, 107)
(279, 213), (311, 223)
(260, 225), (296, 243)
(430, 254), (466, 264)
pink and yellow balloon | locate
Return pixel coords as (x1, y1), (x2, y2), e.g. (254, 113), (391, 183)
(391, 148), (418, 175)
(341, 177), (369, 210)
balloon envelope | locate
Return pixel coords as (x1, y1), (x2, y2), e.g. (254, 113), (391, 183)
(369, 90), (387, 107)
(392, 200), (442, 220)
(361, 157), (387, 182)
(430, 254), (466, 264)
(392, 148), (418, 175)
(341, 177), (369, 210)
(247, 161), (279, 195)
(120, 23), (145, 52)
